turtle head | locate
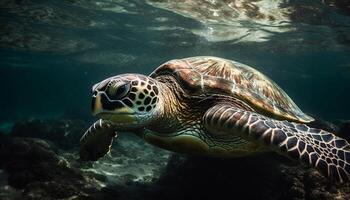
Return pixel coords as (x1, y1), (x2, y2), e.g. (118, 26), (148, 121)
(91, 74), (162, 129)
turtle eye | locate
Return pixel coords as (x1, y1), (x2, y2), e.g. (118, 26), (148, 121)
(111, 83), (130, 100)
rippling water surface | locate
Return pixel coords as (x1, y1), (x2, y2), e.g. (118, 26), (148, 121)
(1, 0), (350, 124)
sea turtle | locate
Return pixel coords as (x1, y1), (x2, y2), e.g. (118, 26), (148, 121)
(80, 56), (350, 182)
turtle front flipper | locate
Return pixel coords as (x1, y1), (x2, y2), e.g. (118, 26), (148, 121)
(203, 105), (350, 182)
(80, 119), (117, 161)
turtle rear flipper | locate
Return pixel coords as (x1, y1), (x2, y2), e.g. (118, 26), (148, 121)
(204, 105), (350, 182)
(80, 119), (117, 161)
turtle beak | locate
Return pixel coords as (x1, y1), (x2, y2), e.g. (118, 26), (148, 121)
(90, 86), (137, 125)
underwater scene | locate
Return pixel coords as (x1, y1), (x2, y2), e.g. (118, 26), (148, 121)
(1, 0), (350, 199)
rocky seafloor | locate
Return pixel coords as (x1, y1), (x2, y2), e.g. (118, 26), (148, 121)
(0, 118), (349, 200)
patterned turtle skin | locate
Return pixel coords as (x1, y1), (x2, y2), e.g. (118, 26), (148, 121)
(80, 56), (350, 183)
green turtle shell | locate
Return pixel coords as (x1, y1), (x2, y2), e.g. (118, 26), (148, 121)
(150, 56), (314, 123)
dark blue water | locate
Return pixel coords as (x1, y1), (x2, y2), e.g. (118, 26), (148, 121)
(1, 1), (350, 199)
(0, 0), (350, 125)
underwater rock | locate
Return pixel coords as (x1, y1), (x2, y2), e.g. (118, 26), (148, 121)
(156, 154), (288, 200)
(0, 136), (60, 164)
(77, 134), (170, 186)
(0, 169), (21, 200)
(157, 153), (350, 200)
(0, 136), (106, 199)
(2, 117), (349, 199)
(11, 119), (88, 150)
(0, 136), (61, 188)
(1, 132), (349, 200)
(0, 134), (171, 200)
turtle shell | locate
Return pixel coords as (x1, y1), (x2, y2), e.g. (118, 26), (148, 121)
(150, 56), (314, 123)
